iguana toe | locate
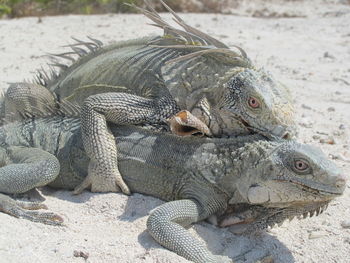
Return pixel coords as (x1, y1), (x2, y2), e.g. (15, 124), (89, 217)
(73, 168), (130, 195)
(168, 110), (212, 137)
(16, 200), (48, 210)
(0, 193), (63, 225)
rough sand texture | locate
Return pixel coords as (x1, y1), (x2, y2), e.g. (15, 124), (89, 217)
(0, 2), (350, 262)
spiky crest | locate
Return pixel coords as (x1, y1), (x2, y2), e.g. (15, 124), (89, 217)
(34, 36), (103, 87)
(129, 0), (252, 67)
(34, 0), (251, 88)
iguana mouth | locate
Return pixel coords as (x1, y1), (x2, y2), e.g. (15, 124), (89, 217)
(238, 117), (274, 139)
(274, 178), (344, 196)
(215, 201), (330, 233)
(240, 118), (251, 130)
(239, 117), (291, 139)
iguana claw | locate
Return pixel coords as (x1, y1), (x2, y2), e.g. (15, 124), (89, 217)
(168, 110), (212, 136)
(0, 193), (63, 226)
(73, 162), (130, 195)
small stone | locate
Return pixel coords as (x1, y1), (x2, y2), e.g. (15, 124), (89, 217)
(299, 117), (314, 128)
(323, 52), (335, 59)
(344, 237), (350, 244)
(335, 91), (342, 95)
(331, 153), (350, 162)
(327, 107), (335, 112)
(301, 104), (312, 110)
(333, 130), (344, 136)
(341, 220), (350, 229)
(73, 250), (89, 260)
(316, 131), (329, 135)
(312, 135), (321, 140)
(321, 220), (331, 226)
(320, 136), (336, 145)
(339, 124), (346, 130)
(308, 231), (328, 239)
(218, 34), (228, 39)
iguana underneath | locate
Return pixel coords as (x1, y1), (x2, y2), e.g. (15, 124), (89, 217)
(4, 0), (296, 195)
(0, 114), (345, 263)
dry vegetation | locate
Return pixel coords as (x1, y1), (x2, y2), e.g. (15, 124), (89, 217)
(0, 0), (231, 17)
(2, 0), (348, 18)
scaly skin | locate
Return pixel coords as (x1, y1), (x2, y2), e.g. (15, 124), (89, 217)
(4, 0), (296, 195)
(0, 117), (346, 263)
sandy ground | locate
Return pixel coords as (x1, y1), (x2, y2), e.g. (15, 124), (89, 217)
(0, 1), (350, 262)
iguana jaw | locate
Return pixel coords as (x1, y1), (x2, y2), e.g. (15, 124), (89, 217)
(273, 177), (346, 196)
(234, 117), (296, 139)
(212, 201), (331, 233)
(243, 179), (345, 208)
(197, 106), (294, 139)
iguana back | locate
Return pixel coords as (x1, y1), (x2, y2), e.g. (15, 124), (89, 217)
(3, 0), (297, 196)
(32, 1), (295, 139)
(48, 36), (183, 102)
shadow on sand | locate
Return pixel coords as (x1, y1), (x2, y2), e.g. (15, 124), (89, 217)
(119, 193), (295, 263)
(40, 186), (96, 203)
(34, 187), (295, 263)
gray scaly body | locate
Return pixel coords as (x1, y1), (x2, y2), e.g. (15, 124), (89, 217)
(0, 117), (345, 263)
(4, 0), (296, 195)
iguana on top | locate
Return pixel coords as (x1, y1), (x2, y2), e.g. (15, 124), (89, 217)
(4, 0), (296, 195)
(0, 111), (345, 263)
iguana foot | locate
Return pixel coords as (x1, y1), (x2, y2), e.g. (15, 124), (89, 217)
(73, 161), (130, 195)
(0, 193), (63, 225)
(168, 110), (212, 136)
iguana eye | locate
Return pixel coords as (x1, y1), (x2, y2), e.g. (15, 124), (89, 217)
(294, 159), (309, 171)
(248, 97), (260, 108)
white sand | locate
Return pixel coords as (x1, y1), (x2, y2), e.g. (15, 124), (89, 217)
(0, 1), (349, 262)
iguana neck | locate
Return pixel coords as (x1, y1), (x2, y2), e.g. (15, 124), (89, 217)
(189, 67), (249, 136)
(206, 138), (278, 201)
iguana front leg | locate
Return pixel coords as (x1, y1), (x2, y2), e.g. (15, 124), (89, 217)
(147, 199), (232, 263)
(0, 146), (63, 225)
(0, 193), (63, 225)
(77, 92), (179, 195)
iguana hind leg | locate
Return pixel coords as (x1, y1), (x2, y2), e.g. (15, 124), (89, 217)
(0, 146), (63, 225)
(77, 92), (179, 195)
(147, 199), (232, 263)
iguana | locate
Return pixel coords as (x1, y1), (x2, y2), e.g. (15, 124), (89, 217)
(4, 0), (296, 195)
(0, 113), (345, 263)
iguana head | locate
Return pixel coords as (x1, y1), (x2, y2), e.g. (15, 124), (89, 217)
(216, 140), (346, 232)
(192, 68), (296, 139)
(241, 140), (345, 204)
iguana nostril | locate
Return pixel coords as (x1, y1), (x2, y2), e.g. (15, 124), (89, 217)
(282, 133), (291, 140)
(335, 174), (347, 188)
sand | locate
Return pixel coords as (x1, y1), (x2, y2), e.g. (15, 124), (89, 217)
(0, 1), (349, 262)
